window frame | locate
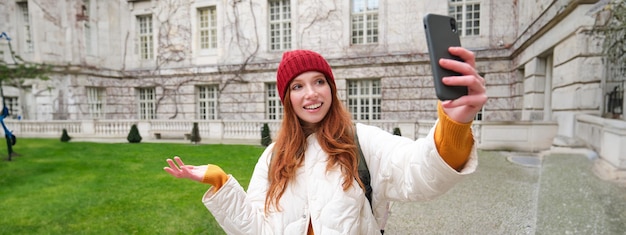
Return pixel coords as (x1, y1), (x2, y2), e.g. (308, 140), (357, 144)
(350, 0), (379, 45)
(448, 0), (481, 36)
(475, 106), (484, 121)
(137, 87), (156, 120)
(137, 14), (154, 60)
(197, 85), (219, 120)
(268, 0), (292, 51)
(17, 2), (33, 53)
(197, 6), (218, 53)
(86, 87), (105, 119)
(347, 79), (382, 120)
(3, 96), (20, 119)
(82, 0), (95, 55)
(266, 83), (283, 120)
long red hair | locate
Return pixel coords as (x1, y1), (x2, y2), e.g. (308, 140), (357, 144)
(264, 78), (362, 213)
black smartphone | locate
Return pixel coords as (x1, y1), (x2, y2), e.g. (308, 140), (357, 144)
(423, 13), (468, 101)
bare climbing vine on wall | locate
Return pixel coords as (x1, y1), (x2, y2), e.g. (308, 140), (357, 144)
(592, 0), (626, 80)
(220, 0), (260, 88)
(119, 0), (264, 119)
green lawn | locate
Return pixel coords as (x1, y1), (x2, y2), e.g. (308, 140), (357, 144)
(0, 138), (265, 235)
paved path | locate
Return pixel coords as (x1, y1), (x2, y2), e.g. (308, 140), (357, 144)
(385, 150), (626, 234)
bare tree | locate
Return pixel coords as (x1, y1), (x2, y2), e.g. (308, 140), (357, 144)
(591, 0), (626, 117)
(0, 32), (51, 160)
(595, 0), (626, 68)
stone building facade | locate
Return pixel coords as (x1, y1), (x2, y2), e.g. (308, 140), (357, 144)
(0, 0), (622, 145)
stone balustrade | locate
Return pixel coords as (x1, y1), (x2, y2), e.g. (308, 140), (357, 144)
(478, 121), (558, 152)
(4, 119), (419, 142)
(575, 114), (626, 181)
(4, 119), (563, 154)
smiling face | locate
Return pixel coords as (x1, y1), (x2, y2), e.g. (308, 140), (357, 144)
(289, 71), (333, 126)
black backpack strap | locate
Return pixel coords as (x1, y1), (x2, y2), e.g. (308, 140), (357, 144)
(355, 126), (385, 234)
(354, 126), (373, 209)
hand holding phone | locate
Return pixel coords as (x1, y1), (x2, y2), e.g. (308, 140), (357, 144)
(423, 13), (468, 101)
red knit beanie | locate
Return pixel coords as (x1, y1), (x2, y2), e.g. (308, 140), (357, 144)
(276, 50), (335, 102)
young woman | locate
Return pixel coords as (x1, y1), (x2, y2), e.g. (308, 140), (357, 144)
(164, 48), (487, 234)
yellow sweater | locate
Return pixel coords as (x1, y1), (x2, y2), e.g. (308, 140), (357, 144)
(434, 102), (474, 171)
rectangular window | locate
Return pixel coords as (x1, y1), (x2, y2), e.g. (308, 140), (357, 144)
(82, 0), (90, 18)
(17, 2), (33, 52)
(448, 0), (480, 36)
(197, 85), (219, 120)
(268, 0), (291, 51)
(604, 59), (625, 116)
(4, 97), (20, 119)
(82, 0), (94, 55)
(266, 83), (283, 120)
(87, 87), (104, 118)
(475, 107), (483, 121)
(351, 0), (379, 45)
(347, 79), (381, 120)
(137, 87), (156, 120)
(198, 7), (217, 50)
(137, 15), (154, 60)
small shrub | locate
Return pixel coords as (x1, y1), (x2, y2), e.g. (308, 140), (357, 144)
(190, 122), (201, 144)
(393, 127), (402, 136)
(127, 124), (142, 143)
(261, 123), (272, 147)
(60, 129), (71, 142)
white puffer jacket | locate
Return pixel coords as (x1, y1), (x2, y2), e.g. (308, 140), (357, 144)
(203, 123), (478, 235)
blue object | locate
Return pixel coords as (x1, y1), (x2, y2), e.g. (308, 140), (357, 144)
(0, 32), (11, 41)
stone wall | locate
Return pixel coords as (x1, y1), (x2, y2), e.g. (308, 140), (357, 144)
(512, 3), (604, 140)
(0, 0), (609, 126)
